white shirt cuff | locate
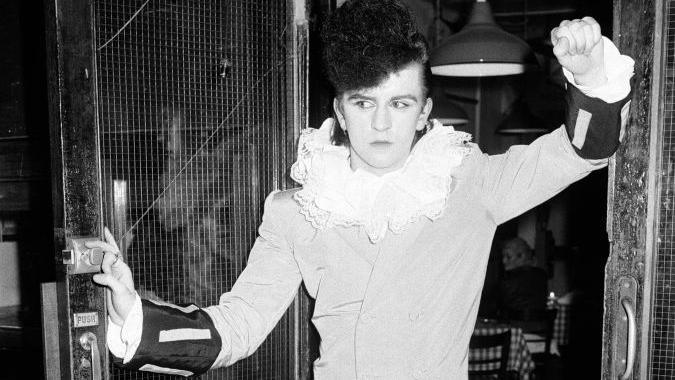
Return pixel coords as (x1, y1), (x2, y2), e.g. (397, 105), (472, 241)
(563, 36), (635, 103)
(106, 293), (143, 364)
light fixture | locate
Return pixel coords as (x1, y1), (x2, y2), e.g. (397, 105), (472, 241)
(430, 0), (537, 77)
(496, 98), (548, 135)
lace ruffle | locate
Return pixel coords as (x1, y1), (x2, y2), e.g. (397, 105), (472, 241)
(290, 118), (472, 243)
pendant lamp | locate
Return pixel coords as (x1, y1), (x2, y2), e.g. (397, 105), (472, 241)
(430, 0), (537, 77)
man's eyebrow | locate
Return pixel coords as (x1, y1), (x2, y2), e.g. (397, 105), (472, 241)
(346, 94), (419, 102)
(346, 93), (376, 101)
(391, 94), (419, 102)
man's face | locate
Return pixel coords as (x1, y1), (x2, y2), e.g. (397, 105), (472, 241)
(334, 64), (432, 176)
(502, 246), (523, 271)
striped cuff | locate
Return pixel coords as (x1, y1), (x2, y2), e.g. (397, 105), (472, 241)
(564, 84), (631, 159)
(123, 299), (222, 377)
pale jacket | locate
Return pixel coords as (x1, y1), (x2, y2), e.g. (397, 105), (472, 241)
(206, 127), (605, 379)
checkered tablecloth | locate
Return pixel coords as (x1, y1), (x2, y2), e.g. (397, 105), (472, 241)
(553, 304), (571, 346)
(471, 323), (536, 380)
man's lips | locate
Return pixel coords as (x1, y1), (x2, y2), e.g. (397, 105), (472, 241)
(370, 140), (393, 147)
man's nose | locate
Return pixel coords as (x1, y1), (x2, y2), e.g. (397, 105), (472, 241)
(371, 106), (392, 132)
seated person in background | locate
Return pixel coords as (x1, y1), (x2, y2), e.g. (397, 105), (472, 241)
(498, 237), (549, 321)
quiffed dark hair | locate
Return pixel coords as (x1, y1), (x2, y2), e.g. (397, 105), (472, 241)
(321, 0), (433, 145)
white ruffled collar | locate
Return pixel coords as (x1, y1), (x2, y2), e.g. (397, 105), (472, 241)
(290, 118), (472, 243)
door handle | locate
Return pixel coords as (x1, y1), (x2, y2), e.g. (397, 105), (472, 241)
(80, 332), (102, 380)
(620, 297), (636, 380)
(614, 276), (637, 380)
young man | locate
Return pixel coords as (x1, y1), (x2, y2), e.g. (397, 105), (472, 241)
(89, 0), (634, 378)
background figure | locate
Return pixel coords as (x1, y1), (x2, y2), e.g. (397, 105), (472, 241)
(122, 105), (259, 307)
(498, 237), (549, 320)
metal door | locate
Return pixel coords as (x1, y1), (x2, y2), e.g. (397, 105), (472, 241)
(44, 1), (308, 379)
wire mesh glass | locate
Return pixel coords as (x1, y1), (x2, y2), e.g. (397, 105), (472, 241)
(94, 1), (295, 378)
(651, 1), (675, 378)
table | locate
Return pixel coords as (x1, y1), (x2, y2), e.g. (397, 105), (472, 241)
(553, 303), (571, 346)
(471, 321), (536, 379)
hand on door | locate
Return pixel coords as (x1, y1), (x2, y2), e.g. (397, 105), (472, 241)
(86, 227), (137, 326)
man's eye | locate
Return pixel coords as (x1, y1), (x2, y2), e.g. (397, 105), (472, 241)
(355, 101), (373, 109)
(392, 101), (410, 109)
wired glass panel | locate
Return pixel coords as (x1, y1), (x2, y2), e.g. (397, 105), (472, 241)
(652, 1), (675, 378)
(94, 1), (294, 378)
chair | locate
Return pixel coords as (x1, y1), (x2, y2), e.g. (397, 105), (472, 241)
(507, 308), (558, 378)
(468, 330), (512, 380)
(504, 308), (557, 355)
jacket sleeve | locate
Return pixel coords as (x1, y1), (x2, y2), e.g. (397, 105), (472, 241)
(205, 190), (302, 368)
(108, 190), (302, 376)
(478, 127), (607, 225)
(477, 37), (634, 225)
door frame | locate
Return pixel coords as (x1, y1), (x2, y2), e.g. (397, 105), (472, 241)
(44, 0), (106, 378)
(603, 0), (661, 378)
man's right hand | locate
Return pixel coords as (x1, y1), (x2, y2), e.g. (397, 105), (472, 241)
(87, 227), (137, 326)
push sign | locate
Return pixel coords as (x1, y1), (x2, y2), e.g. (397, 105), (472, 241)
(73, 312), (99, 328)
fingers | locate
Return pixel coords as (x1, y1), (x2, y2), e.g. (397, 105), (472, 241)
(95, 251), (134, 291)
(87, 227), (136, 325)
(551, 17), (602, 56)
(85, 227), (121, 257)
(104, 227), (121, 252)
(94, 269), (134, 325)
(552, 36), (570, 58)
(582, 17), (602, 43)
(93, 254), (133, 294)
(85, 240), (119, 255)
(100, 249), (137, 291)
(93, 270), (131, 297)
(553, 21), (577, 55)
(101, 250), (122, 271)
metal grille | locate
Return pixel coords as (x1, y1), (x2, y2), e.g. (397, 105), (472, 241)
(94, 1), (295, 378)
(651, 1), (675, 378)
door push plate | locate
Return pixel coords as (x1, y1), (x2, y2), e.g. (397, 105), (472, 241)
(63, 237), (105, 274)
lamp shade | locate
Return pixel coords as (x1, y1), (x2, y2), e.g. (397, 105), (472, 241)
(496, 99), (548, 135)
(430, 0), (537, 77)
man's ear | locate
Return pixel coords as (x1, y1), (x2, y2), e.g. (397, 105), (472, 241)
(333, 98), (346, 131)
(416, 97), (433, 131)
